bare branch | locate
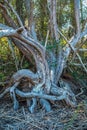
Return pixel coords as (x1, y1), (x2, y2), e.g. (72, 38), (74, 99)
(0, 3), (17, 28)
(0, 29), (16, 38)
(0, 23), (13, 30)
(0, 25), (23, 38)
(0, 87), (10, 98)
(70, 62), (87, 66)
(76, 53), (87, 72)
(74, 0), (80, 35)
(45, 30), (49, 48)
(56, 28), (87, 79)
(4, 0), (24, 27)
(79, 48), (87, 51)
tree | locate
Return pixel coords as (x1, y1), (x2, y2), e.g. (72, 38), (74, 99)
(0, 0), (87, 113)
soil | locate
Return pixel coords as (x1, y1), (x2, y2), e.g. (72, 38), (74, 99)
(0, 94), (87, 130)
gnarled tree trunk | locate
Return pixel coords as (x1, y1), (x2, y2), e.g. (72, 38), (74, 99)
(1, 0), (86, 113)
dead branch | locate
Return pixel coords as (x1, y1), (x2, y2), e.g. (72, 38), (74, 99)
(55, 28), (87, 83)
(0, 3), (17, 28)
(0, 87), (10, 98)
(4, 0), (24, 27)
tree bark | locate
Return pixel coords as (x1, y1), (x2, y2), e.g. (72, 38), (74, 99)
(1, 1), (83, 113)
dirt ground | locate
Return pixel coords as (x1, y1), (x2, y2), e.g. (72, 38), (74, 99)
(0, 94), (87, 130)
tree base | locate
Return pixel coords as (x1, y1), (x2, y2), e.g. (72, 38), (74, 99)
(0, 69), (77, 113)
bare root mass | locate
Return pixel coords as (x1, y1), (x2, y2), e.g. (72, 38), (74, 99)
(0, 69), (77, 113)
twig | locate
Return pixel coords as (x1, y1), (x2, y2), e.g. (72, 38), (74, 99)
(0, 87), (10, 98)
(76, 88), (83, 97)
(57, 29), (87, 73)
(0, 81), (9, 85)
(79, 48), (87, 51)
(45, 30), (49, 48)
(76, 53), (87, 72)
(69, 62), (87, 66)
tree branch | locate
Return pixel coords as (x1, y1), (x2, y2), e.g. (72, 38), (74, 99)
(74, 0), (80, 35)
(4, 0), (24, 27)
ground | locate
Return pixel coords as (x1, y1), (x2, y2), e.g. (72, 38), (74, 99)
(0, 93), (87, 130)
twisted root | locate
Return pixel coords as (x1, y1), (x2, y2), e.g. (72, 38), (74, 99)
(0, 70), (77, 113)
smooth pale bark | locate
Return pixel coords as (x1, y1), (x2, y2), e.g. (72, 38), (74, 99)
(1, 1), (85, 113)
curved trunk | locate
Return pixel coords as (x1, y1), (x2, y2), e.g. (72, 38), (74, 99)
(0, 2), (78, 113)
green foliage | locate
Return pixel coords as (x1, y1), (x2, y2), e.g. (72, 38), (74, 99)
(0, 38), (15, 81)
(0, 38), (11, 60)
(0, 37), (34, 82)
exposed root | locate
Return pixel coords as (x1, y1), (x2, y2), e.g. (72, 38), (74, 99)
(65, 93), (77, 107)
(12, 91), (19, 111)
(26, 98), (32, 107)
(0, 74), (77, 112)
(15, 88), (66, 101)
(12, 69), (39, 83)
(10, 82), (20, 97)
(40, 98), (51, 112)
(51, 83), (63, 96)
(10, 82), (20, 110)
(28, 98), (37, 113)
(59, 80), (77, 107)
(15, 87), (76, 107)
(0, 85), (77, 113)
